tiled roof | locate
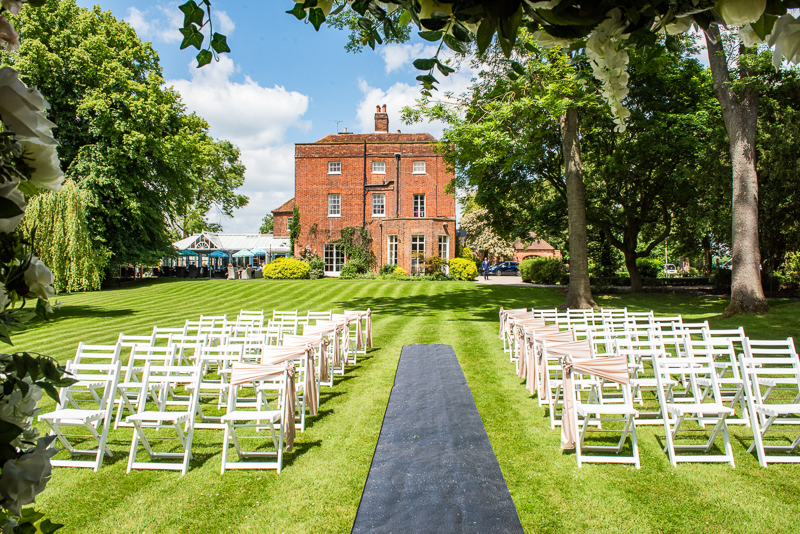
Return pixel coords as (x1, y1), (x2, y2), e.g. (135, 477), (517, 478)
(272, 197), (296, 214)
(515, 233), (557, 251)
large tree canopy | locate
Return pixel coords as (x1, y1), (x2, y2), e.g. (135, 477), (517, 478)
(2, 0), (247, 266)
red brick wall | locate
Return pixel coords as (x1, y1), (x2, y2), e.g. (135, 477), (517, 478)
(292, 134), (456, 271)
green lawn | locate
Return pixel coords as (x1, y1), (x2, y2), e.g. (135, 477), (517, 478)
(14, 278), (800, 533)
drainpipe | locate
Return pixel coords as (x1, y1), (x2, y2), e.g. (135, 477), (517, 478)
(395, 152), (401, 217)
(363, 140), (367, 226)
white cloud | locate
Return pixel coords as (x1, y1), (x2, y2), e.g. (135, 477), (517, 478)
(379, 43), (439, 73)
(166, 57), (310, 234)
(124, 3), (234, 45)
(354, 66), (477, 138)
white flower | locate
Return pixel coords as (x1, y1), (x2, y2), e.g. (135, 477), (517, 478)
(665, 16), (695, 35)
(19, 138), (63, 191)
(0, 179), (25, 234)
(532, 30), (576, 49)
(768, 14), (800, 69)
(739, 24), (767, 47)
(0, 68), (58, 147)
(715, 0), (766, 26)
(586, 9), (631, 131)
(0, 287), (8, 311)
(23, 257), (55, 301)
(0, 16), (18, 53)
(0, 1), (23, 16)
(0, 381), (42, 448)
(0, 436), (57, 517)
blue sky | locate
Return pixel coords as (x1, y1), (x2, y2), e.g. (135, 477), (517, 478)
(75, 1), (476, 233)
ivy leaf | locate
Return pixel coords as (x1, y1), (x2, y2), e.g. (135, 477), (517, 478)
(413, 58), (437, 71)
(286, 2), (307, 20)
(418, 30), (443, 42)
(178, 1), (204, 28)
(196, 49), (213, 67)
(14, 521), (37, 534)
(179, 25), (204, 50)
(309, 7), (326, 31)
(0, 196), (23, 219)
(210, 33), (230, 54)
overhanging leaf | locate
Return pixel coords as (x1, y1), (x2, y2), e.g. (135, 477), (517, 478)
(476, 17), (497, 55)
(444, 34), (467, 54)
(178, 1), (204, 27)
(286, 2), (307, 20)
(179, 25), (204, 50)
(309, 8), (326, 31)
(0, 196), (23, 219)
(210, 33), (230, 54)
(511, 61), (525, 75)
(413, 57), (437, 71)
(0, 420), (22, 444)
(751, 13), (778, 41)
(419, 30), (443, 42)
(196, 49), (213, 67)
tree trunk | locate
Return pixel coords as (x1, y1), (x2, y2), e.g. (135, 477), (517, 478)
(705, 27), (768, 316)
(702, 234), (712, 276)
(623, 251), (643, 293)
(560, 106), (597, 309)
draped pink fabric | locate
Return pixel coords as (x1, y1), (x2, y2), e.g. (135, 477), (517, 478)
(283, 334), (330, 384)
(230, 361), (297, 451)
(305, 323), (342, 371)
(530, 330), (574, 397)
(315, 320), (346, 367)
(559, 354), (630, 450)
(515, 324), (560, 385)
(499, 308), (527, 340)
(344, 310), (372, 350)
(261, 345), (318, 416)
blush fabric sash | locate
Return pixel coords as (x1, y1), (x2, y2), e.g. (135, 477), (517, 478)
(344, 309), (373, 349)
(554, 350), (630, 450)
(304, 323), (340, 368)
(315, 320), (348, 367)
(499, 308), (528, 340)
(230, 361), (297, 451)
(261, 345), (318, 416)
(529, 330), (574, 396)
(283, 334), (330, 384)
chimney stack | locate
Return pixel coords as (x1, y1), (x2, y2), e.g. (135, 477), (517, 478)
(375, 104), (389, 133)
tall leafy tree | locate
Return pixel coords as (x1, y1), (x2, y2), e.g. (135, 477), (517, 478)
(3, 0), (245, 266)
(259, 213), (274, 235)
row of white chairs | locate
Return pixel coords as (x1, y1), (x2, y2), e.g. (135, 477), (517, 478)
(39, 309), (373, 475)
(499, 307), (800, 469)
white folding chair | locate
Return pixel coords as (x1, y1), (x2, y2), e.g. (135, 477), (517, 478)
(740, 338), (800, 466)
(39, 361), (122, 471)
(126, 362), (202, 475)
(114, 345), (177, 428)
(615, 338), (676, 425)
(688, 335), (750, 426)
(564, 359), (640, 468)
(221, 362), (295, 474)
(194, 344), (245, 429)
(272, 310), (298, 322)
(654, 352), (736, 466)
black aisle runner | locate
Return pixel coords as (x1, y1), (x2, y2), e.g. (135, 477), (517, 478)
(352, 344), (524, 534)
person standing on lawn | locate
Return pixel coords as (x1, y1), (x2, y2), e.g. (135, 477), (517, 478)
(482, 257), (490, 280)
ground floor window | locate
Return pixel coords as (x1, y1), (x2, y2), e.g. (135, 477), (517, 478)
(438, 235), (449, 274)
(324, 244), (345, 272)
(388, 235), (398, 266)
(411, 235), (425, 275)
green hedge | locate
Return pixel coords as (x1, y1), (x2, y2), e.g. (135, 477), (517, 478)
(449, 258), (477, 281)
(636, 257), (662, 278)
(520, 258), (565, 284)
(559, 275), (711, 287)
(262, 258), (310, 280)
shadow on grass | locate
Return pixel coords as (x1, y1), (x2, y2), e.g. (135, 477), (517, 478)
(283, 439), (323, 469)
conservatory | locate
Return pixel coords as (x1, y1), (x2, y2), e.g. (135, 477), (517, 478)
(166, 232), (291, 278)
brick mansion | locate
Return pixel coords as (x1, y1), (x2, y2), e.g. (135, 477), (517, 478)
(273, 105), (456, 275)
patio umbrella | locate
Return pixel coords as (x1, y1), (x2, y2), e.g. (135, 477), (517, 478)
(208, 250), (229, 274)
(177, 249), (198, 256)
(232, 249), (254, 257)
